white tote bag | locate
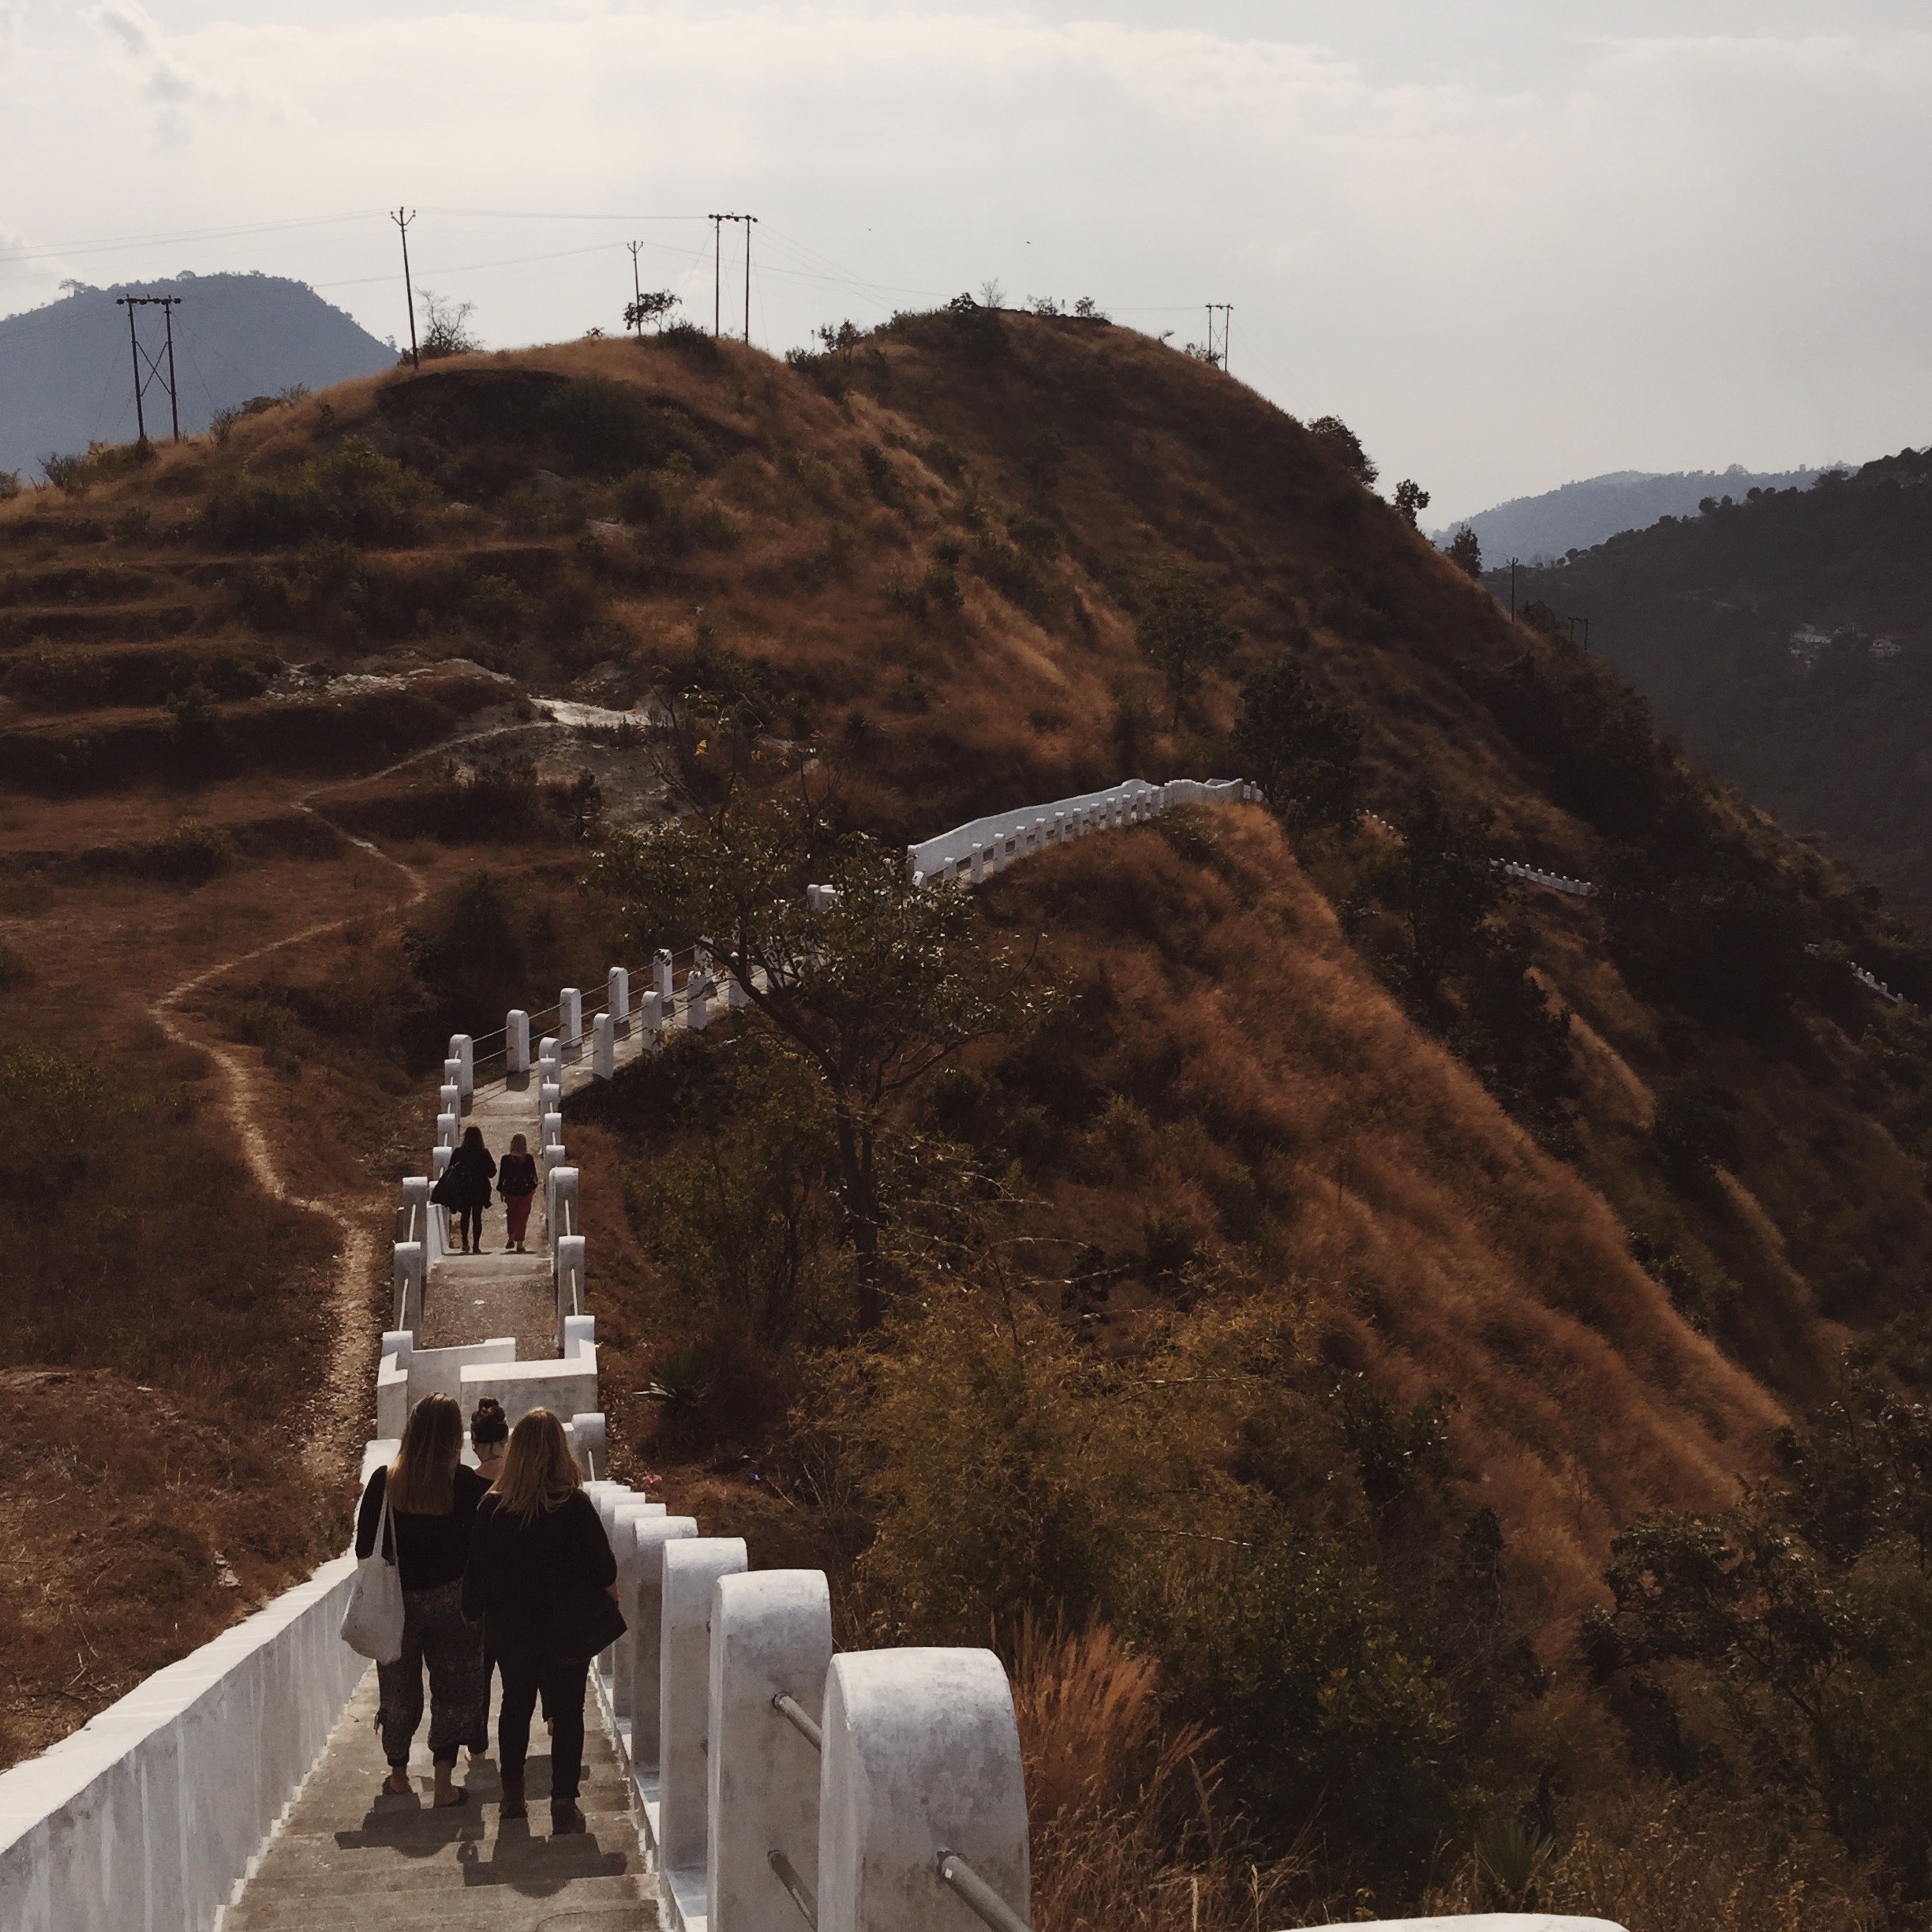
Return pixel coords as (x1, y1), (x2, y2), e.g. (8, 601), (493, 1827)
(339, 1484), (406, 1664)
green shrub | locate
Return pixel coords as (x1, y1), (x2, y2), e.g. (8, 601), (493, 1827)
(148, 819), (234, 884)
(200, 438), (424, 549)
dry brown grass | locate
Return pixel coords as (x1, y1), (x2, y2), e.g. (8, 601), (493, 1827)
(986, 813), (1783, 1631)
(1012, 1616), (1310, 1932)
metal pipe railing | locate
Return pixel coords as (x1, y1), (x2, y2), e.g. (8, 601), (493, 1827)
(938, 1852), (1033, 1932)
(772, 1693), (822, 1752)
(768, 1848), (817, 1928)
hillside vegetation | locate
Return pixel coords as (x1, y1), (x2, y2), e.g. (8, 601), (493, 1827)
(1503, 450), (1932, 915)
(2, 310), (1930, 1923)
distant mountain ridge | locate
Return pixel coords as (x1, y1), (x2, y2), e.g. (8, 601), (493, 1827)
(0, 272), (395, 482)
(1436, 462), (1837, 564)
(1498, 444), (1932, 913)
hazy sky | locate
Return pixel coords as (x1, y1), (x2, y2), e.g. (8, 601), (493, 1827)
(3, 2), (1928, 517)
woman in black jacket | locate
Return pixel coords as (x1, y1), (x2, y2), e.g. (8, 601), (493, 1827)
(444, 1125), (496, 1255)
(462, 1406), (620, 1833)
(356, 1391), (490, 1807)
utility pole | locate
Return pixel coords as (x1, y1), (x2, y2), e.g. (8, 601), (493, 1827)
(1508, 557), (1519, 620)
(1205, 302), (1232, 372)
(742, 214), (757, 343)
(709, 215), (725, 339)
(115, 294), (184, 444)
(627, 241), (645, 335)
(392, 208), (419, 369)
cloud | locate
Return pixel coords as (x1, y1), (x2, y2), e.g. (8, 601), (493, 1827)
(2, 6), (1930, 505)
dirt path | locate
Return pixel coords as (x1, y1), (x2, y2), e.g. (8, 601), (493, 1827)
(151, 797), (425, 1483)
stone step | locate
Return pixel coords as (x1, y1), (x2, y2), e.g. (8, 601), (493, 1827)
(225, 1836), (641, 1899)
(223, 1889), (654, 1932)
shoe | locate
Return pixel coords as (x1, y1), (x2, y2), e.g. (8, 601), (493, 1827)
(550, 1801), (586, 1835)
(501, 1777), (526, 1820)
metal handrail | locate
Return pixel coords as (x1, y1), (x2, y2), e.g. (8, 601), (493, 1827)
(768, 1849), (817, 1928)
(773, 1693), (822, 1751)
(937, 1851), (1034, 1932)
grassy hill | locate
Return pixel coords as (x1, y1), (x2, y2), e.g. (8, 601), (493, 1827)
(1500, 450), (1932, 915)
(2, 313), (1928, 1924)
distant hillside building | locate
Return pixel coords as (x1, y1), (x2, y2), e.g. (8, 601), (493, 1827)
(1788, 627), (1833, 667)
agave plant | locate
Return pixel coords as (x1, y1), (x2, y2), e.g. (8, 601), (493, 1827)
(640, 1346), (716, 1419)
(1474, 1816), (1556, 1909)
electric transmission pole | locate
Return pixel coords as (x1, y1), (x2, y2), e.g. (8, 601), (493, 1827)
(392, 208), (420, 369)
(116, 294), (184, 444)
(710, 215), (724, 338)
(627, 240), (645, 335)
(742, 214), (757, 343)
(1205, 302), (1232, 372)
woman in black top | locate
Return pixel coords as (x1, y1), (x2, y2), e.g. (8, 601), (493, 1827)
(498, 1133), (538, 1255)
(462, 1406), (618, 1833)
(356, 1391), (489, 1806)
(445, 1125), (496, 1255)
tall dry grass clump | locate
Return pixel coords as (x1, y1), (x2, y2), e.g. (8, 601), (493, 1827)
(1012, 1614), (1309, 1932)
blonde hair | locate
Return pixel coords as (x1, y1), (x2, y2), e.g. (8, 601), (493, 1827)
(389, 1391), (463, 1514)
(492, 1407), (581, 1524)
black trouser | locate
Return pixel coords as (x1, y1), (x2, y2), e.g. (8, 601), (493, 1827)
(494, 1627), (591, 1803)
(457, 1201), (485, 1248)
(376, 1579), (486, 1767)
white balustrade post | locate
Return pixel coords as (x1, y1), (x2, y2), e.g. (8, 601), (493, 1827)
(507, 1009), (530, 1079)
(625, 1515), (698, 1766)
(541, 1110), (564, 1155)
(688, 972), (710, 1033)
(560, 987), (582, 1060)
(726, 963), (748, 1010)
(547, 1164), (579, 1241)
(540, 1077), (563, 1119)
(571, 1411), (607, 1481)
(593, 1013), (615, 1080)
(709, 1571), (834, 1932)
(639, 990), (664, 1050)
(608, 1502), (671, 1719)
(556, 1234), (586, 1330)
(436, 1112), (458, 1150)
(655, 948), (675, 1006)
(818, 1649), (1029, 1932)
(969, 844), (985, 885)
(660, 1537), (749, 1894)
(440, 1080), (461, 1125)
(539, 1034), (560, 1070)
(400, 1175), (430, 1246)
(449, 1034), (474, 1097)
(391, 1241), (425, 1336)
(608, 965), (631, 1035)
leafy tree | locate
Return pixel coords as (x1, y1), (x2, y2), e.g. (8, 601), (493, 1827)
(417, 290), (479, 360)
(1447, 524), (1483, 578)
(624, 290), (680, 334)
(1361, 788), (1507, 1011)
(591, 792), (1034, 1328)
(1394, 478), (1431, 527)
(1233, 657), (1364, 832)
(1136, 567), (1237, 728)
(1307, 414), (1379, 488)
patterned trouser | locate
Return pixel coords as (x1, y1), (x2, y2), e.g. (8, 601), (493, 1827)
(376, 1578), (486, 1765)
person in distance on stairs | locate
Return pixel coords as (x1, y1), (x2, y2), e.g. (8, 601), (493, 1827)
(463, 1407), (623, 1837)
(466, 1396), (511, 1766)
(498, 1133), (538, 1255)
(441, 1125), (497, 1254)
(355, 1392), (490, 1808)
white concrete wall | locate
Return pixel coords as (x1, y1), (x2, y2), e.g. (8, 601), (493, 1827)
(708, 1571), (833, 1932)
(818, 1648), (1028, 1932)
(659, 1538), (748, 1882)
(0, 1552), (365, 1932)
